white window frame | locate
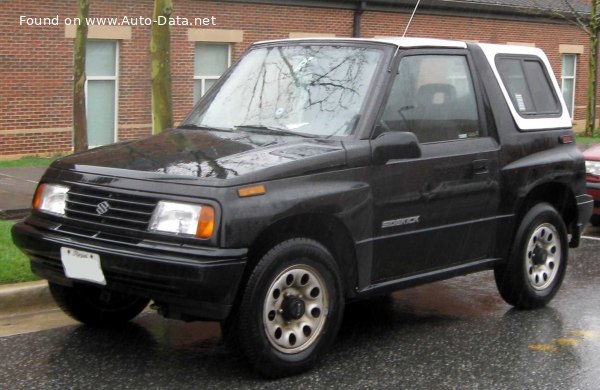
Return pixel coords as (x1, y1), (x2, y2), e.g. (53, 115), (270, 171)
(84, 40), (119, 145)
(561, 54), (577, 118)
(193, 43), (231, 101)
(479, 43), (572, 131)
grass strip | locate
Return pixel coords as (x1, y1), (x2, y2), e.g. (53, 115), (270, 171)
(576, 136), (600, 146)
(0, 157), (55, 168)
(0, 220), (39, 284)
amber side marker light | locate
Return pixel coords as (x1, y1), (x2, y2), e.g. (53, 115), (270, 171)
(238, 185), (266, 198)
(196, 206), (215, 239)
(32, 183), (45, 210)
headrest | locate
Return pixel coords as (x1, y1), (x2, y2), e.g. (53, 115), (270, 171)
(417, 84), (456, 106)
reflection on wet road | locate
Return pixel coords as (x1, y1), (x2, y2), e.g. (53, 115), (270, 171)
(2, 237), (600, 389)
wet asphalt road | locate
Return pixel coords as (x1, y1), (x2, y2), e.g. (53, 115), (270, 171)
(2, 234), (600, 389)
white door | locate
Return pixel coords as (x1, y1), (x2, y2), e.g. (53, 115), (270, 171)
(85, 40), (118, 147)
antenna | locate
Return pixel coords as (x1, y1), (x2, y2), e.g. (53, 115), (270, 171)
(402, 0), (422, 37)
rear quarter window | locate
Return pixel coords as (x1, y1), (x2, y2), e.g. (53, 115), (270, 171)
(496, 56), (561, 117)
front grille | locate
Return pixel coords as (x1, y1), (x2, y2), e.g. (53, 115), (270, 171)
(65, 186), (157, 232)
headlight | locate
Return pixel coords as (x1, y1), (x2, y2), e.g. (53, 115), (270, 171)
(148, 201), (215, 239)
(586, 160), (600, 177)
(33, 183), (69, 216)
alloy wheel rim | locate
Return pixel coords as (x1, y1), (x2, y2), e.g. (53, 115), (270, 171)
(525, 223), (561, 291)
(263, 264), (329, 353)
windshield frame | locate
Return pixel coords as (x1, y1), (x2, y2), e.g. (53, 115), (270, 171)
(180, 40), (396, 141)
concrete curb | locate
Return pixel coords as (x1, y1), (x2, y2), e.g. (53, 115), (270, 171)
(0, 280), (56, 317)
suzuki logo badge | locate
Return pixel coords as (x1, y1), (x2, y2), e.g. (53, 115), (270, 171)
(96, 201), (110, 215)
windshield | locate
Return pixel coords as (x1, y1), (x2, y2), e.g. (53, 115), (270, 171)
(182, 44), (384, 137)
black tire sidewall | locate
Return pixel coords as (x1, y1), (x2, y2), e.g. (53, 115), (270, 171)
(237, 238), (344, 378)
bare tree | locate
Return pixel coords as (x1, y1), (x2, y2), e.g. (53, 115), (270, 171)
(583, 0), (598, 137)
(73, 0), (90, 152)
(150, 0), (174, 134)
(535, 1), (598, 136)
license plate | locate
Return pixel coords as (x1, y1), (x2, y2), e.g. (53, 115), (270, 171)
(60, 247), (106, 286)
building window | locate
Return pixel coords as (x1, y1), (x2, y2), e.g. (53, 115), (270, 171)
(85, 40), (119, 147)
(561, 54), (577, 117)
(193, 43), (230, 103)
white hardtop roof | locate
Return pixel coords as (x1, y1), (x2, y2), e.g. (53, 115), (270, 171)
(254, 37), (468, 49)
(254, 37), (551, 55)
(251, 37), (570, 130)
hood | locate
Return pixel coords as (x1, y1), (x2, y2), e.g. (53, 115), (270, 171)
(54, 129), (347, 184)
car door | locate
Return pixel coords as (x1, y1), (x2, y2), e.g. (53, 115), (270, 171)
(369, 50), (501, 284)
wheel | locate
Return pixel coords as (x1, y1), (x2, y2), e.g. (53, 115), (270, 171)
(224, 238), (344, 378)
(49, 282), (149, 327)
(590, 214), (600, 227)
(494, 203), (568, 309)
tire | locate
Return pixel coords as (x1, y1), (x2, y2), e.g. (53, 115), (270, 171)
(49, 282), (149, 327)
(590, 214), (600, 227)
(494, 203), (568, 309)
(224, 238), (344, 378)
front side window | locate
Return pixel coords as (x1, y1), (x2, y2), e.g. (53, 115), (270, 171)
(194, 43), (230, 103)
(184, 45), (383, 137)
(380, 54), (480, 143)
(496, 57), (560, 117)
(561, 54), (577, 117)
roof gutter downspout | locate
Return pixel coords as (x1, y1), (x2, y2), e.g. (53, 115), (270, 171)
(353, 1), (366, 37)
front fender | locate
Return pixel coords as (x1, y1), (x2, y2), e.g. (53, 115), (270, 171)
(220, 168), (373, 249)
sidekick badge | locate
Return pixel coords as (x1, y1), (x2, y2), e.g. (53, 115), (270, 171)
(382, 215), (420, 229)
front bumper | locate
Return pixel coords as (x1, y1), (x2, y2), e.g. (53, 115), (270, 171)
(586, 181), (600, 215)
(11, 218), (248, 321)
(571, 193), (594, 247)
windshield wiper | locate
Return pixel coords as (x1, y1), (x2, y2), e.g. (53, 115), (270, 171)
(178, 124), (234, 132)
(234, 124), (316, 138)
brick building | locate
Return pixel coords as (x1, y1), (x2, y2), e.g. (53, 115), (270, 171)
(0, 0), (593, 158)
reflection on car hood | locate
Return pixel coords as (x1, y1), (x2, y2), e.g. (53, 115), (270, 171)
(54, 129), (346, 181)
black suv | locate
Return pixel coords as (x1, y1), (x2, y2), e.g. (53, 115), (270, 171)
(12, 38), (593, 377)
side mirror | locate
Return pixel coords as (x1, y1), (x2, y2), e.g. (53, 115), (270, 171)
(371, 132), (421, 164)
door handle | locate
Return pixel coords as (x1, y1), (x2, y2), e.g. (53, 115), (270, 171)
(473, 159), (489, 175)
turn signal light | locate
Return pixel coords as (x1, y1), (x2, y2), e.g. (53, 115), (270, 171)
(196, 205), (215, 239)
(32, 183), (45, 210)
(238, 185), (266, 198)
